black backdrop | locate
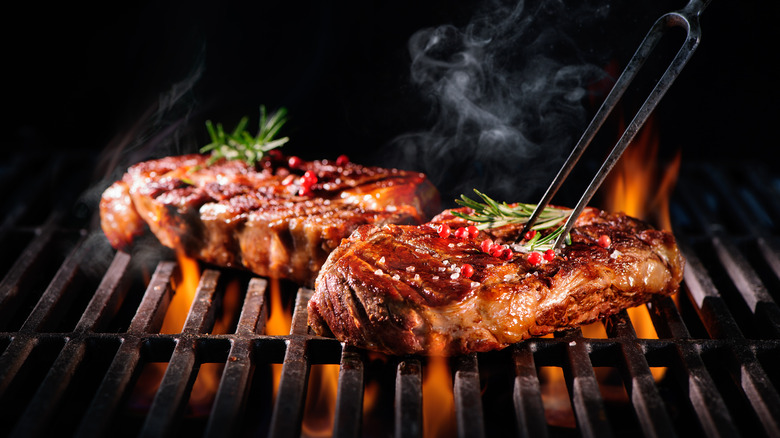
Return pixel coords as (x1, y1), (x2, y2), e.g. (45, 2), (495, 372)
(5, 0), (778, 205)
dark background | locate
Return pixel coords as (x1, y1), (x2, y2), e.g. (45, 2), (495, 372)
(4, 0), (778, 206)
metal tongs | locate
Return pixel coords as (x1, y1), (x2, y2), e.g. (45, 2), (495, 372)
(523, 0), (711, 249)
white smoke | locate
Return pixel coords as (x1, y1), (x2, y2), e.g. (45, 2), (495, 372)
(383, 0), (611, 205)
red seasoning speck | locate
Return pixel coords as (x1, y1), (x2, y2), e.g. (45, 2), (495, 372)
(461, 263), (474, 278)
(288, 156), (303, 168)
(528, 251), (542, 265)
(437, 223), (452, 238)
(598, 234), (611, 248)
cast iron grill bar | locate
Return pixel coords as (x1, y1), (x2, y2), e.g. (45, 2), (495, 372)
(75, 261), (176, 438)
(557, 329), (613, 438)
(740, 161), (780, 230)
(681, 241), (744, 339)
(204, 277), (268, 438)
(0, 212), (64, 322)
(511, 342), (547, 438)
(645, 260), (740, 437)
(712, 234), (780, 335)
(332, 345), (365, 438)
(678, 243), (780, 436)
(16, 233), (88, 332)
(267, 288), (314, 438)
(395, 359), (422, 438)
(2, 160), (780, 438)
(669, 343), (739, 438)
(74, 251), (133, 332)
(452, 354), (486, 438)
(604, 310), (676, 438)
(698, 165), (780, 335)
(8, 251), (131, 438)
(677, 176), (780, 337)
(140, 269), (221, 436)
(0, 231), (87, 396)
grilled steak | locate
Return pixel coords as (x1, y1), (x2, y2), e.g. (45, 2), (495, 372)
(100, 153), (440, 285)
(308, 206), (684, 356)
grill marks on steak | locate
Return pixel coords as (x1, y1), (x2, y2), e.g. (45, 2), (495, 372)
(100, 153), (440, 285)
(308, 207), (685, 356)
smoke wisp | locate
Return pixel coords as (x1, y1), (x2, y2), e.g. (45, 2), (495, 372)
(384, 0), (612, 205)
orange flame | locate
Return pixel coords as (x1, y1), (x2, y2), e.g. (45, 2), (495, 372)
(266, 278), (292, 400)
(539, 114), (681, 423)
(161, 251), (201, 334)
(539, 367), (575, 428)
(363, 380), (381, 417)
(423, 356), (456, 438)
(265, 278), (292, 336)
(301, 364), (340, 437)
(601, 114), (681, 381)
(602, 115), (680, 232)
(131, 253), (245, 416)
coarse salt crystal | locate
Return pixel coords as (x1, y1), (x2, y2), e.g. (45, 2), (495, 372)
(450, 272), (460, 279)
(432, 275), (439, 280)
(379, 256), (386, 264)
(442, 260), (449, 265)
(406, 266), (416, 272)
(610, 250), (623, 259)
(448, 243), (455, 248)
(374, 269), (383, 276)
(392, 274), (401, 281)
(414, 274), (421, 281)
(471, 281), (480, 288)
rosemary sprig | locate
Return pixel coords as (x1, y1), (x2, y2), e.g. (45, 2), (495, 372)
(200, 105), (289, 166)
(452, 189), (571, 251)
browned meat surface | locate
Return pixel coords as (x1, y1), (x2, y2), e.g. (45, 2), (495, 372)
(100, 153), (440, 285)
(308, 206), (684, 356)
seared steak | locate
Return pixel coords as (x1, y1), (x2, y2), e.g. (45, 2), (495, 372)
(308, 206), (684, 356)
(100, 153), (440, 285)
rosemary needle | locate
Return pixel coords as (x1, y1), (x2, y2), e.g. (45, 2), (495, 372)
(200, 105), (289, 166)
(452, 189), (571, 251)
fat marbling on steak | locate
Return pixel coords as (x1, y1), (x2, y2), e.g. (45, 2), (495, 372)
(308, 206), (684, 356)
(100, 153), (440, 286)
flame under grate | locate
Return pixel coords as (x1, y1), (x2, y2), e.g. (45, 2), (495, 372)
(1, 154), (780, 438)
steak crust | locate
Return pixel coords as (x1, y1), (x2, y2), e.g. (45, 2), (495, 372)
(100, 153), (440, 285)
(308, 206), (684, 356)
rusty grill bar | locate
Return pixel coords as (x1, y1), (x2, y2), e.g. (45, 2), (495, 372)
(1, 155), (780, 438)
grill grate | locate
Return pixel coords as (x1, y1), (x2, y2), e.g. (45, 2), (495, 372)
(1, 157), (779, 438)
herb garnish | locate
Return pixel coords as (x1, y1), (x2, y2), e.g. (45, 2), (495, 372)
(452, 189), (571, 251)
(200, 105), (289, 166)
